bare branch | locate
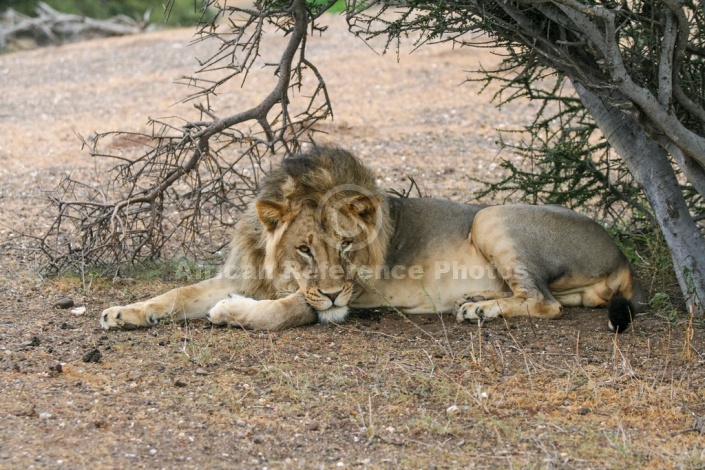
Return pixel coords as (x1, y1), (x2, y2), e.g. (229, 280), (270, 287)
(0, 2), (148, 50)
(38, 0), (338, 274)
(658, 10), (676, 108)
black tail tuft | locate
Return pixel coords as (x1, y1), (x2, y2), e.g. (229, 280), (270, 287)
(608, 296), (635, 333)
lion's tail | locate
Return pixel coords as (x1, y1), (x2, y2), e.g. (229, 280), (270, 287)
(608, 274), (646, 334)
(607, 297), (636, 333)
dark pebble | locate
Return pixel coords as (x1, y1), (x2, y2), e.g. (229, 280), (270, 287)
(82, 349), (102, 363)
(53, 298), (75, 309)
(579, 407), (591, 415)
(21, 337), (40, 348)
(174, 379), (188, 387)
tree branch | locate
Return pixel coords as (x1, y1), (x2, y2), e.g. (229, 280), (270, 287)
(39, 0), (337, 273)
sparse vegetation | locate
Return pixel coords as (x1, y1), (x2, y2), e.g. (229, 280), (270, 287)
(3, 276), (701, 467)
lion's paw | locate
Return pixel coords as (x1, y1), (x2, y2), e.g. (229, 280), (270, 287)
(207, 294), (257, 326)
(456, 300), (501, 323)
(453, 294), (487, 314)
(100, 306), (157, 330)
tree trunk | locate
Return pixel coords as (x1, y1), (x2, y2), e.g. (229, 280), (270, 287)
(573, 81), (705, 315)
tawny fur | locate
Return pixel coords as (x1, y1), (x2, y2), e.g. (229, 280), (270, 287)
(100, 146), (646, 332)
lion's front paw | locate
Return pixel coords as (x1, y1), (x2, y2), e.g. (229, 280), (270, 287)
(207, 294), (257, 326)
(456, 301), (501, 323)
(100, 306), (157, 330)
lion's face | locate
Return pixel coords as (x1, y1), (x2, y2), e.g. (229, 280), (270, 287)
(256, 194), (383, 323)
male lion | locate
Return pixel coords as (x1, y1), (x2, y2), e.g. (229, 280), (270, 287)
(101, 146), (646, 333)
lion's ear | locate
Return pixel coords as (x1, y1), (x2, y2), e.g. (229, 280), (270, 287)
(256, 200), (285, 233)
(344, 195), (380, 224)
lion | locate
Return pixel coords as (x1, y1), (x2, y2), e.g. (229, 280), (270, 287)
(100, 146), (646, 333)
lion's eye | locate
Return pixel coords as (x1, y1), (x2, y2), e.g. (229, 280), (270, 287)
(340, 240), (353, 252)
(298, 245), (312, 256)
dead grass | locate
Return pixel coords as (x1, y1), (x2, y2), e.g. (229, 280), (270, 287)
(1, 275), (704, 468)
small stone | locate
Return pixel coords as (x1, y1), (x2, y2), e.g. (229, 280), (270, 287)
(70, 306), (86, 316)
(174, 379), (187, 387)
(53, 298), (74, 309)
(82, 349), (101, 363)
(14, 404), (36, 417)
(306, 421), (320, 431)
(195, 368), (208, 376)
(579, 407), (591, 415)
(21, 336), (40, 348)
(39, 412), (53, 420)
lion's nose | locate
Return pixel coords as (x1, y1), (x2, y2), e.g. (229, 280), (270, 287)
(320, 289), (342, 303)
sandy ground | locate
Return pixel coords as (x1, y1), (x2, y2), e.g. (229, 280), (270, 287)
(0, 12), (703, 470)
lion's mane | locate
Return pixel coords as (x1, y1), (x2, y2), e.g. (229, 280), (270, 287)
(220, 146), (392, 299)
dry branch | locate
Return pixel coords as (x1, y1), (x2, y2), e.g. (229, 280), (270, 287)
(38, 0), (333, 276)
(0, 2), (149, 49)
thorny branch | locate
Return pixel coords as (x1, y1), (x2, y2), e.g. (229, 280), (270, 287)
(349, 0), (705, 202)
(38, 0), (334, 275)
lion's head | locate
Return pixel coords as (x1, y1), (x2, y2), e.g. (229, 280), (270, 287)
(253, 147), (391, 322)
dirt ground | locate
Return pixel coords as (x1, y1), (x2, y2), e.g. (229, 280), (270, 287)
(1, 12), (704, 470)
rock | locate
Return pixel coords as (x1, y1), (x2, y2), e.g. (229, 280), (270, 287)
(53, 298), (74, 309)
(129, 371), (144, 380)
(82, 349), (101, 363)
(14, 404), (36, 417)
(70, 306), (86, 316)
(174, 379), (187, 387)
(305, 421), (320, 431)
(21, 336), (40, 348)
